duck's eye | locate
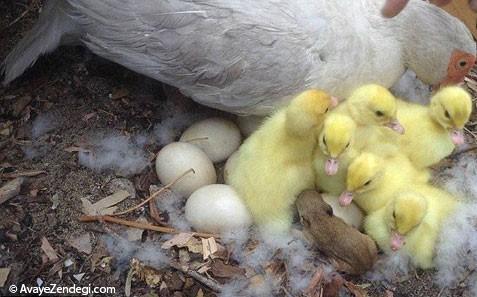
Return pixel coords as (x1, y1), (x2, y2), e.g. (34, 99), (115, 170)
(364, 180), (372, 186)
(445, 110), (451, 119)
(375, 110), (384, 117)
(459, 60), (468, 68)
(323, 136), (327, 146)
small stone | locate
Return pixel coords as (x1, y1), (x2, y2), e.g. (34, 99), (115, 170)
(64, 259), (74, 268)
(73, 273), (85, 282)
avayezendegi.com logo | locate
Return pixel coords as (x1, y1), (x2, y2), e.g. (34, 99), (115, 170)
(8, 283), (116, 296)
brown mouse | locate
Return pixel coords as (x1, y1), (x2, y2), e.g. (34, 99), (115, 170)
(296, 190), (377, 275)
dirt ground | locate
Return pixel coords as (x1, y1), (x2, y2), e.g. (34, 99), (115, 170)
(1, 1), (476, 297)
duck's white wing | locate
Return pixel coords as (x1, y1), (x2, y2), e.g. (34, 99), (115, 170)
(67, 0), (330, 114)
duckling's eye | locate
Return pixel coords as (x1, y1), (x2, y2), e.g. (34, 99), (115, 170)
(392, 210), (396, 219)
(325, 107), (329, 113)
(326, 205), (333, 216)
(363, 180), (372, 186)
(444, 110), (451, 119)
(375, 110), (384, 117)
(323, 136), (327, 146)
(345, 142), (350, 149)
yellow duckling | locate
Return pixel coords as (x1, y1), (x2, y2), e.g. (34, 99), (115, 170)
(397, 86), (472, 168)
(334, 84), (404, 156)
(364, 186), (457, 269)
(228, 89), (335, 234)
(313, 113), (358, 195)
(339, 152), (429, 214)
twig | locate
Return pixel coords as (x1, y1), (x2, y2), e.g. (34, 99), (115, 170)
(79, 215), (218, 238)
(169, 261), (223, 293)
(305, 267), (324, 296)
(5, 0), (37, 29)
(0, 170), (46, 179)
(450, 145), (477, 158)
(110, 168), (194, 216)
(464, 127), (477, 140)
(281, 286), (294, 297)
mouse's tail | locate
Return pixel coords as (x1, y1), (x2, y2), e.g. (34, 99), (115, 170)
(2, 0), (79, 85)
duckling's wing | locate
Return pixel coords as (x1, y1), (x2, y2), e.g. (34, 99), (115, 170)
(67, 0), (330, 114)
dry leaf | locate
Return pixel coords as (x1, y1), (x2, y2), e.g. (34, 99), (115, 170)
(110, 88), (129, 100)
(197, 265), (210, 274)
(0, 177), (24, 205)
(41, 237), (59, 262)
(0, 170), (46, 179)
(64, 146), (88, 153)
(81, 190), (129, 215)
(323, 273), (345, 297)
(0, 267), (11, 287)
(185, 238), (203, 254)
(305, 267), (324, 297)
(210, 260), (245, 279)
(68, 233), (93, 254)
(90, 190), (130, 210)
(82, 112), (97, 121)
(344, 281), (368, 297)
(125, 266), (135, 297)
(162, 233), (194, 249)
(131, 258), (162, 287)
(196, 289), (204, 297)
(48, 261), (63, 277)
(202, 237), (218, 261)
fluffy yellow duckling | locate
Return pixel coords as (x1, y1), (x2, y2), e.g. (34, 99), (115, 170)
(364, 186), (457, 269)
(339, 152), (429, 214)
(313, 113), (358, 195)
(334, 84), (404, 156)
(397, 86), (472, 168)
(228, 89), (335, 234)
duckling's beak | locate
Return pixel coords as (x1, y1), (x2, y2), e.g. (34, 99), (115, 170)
(390, 231), (405, 251)
(385, 119), (405, 134)
(325, 158), (339, 176)
(338, 191), (353, 207)
(330, 96), (339, 108)
(450, 129), (465, 146)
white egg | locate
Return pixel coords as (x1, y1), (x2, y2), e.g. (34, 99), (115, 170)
(237, 115), (264, 137)
(180, 118), (241, 163)
(155, 142), (217, 197)
(322, 194), (364, 229)
(185, 184), (252, 233)
(223, 150), (239, 185)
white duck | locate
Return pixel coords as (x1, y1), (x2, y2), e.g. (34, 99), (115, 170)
(2, 0), (475, 115)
